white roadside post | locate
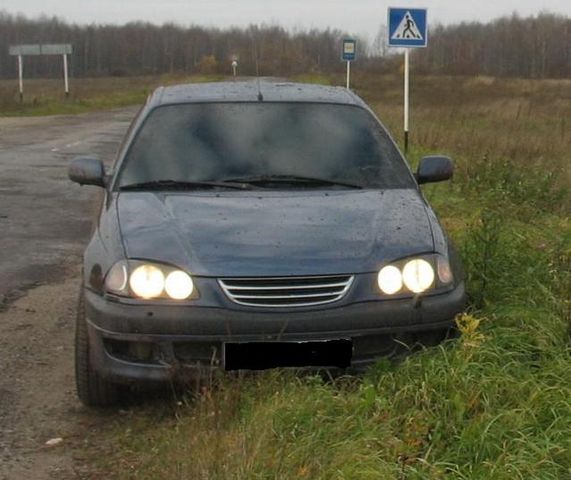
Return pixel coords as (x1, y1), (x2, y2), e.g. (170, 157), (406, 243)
(388, 7), (428, 154)
(17, 54), (23, 103)
(230, 55), (239, 79)
(342, 39), (356, 90)
(404, 48), (410, 152)
(63, 53), (70, 98)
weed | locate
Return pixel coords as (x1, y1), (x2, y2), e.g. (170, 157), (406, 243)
(462, 210), (503, 309)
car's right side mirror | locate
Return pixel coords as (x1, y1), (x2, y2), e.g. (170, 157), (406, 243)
(416, 155), (454, 185)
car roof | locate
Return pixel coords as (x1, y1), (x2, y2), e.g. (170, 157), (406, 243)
(148, 79), (368, 109)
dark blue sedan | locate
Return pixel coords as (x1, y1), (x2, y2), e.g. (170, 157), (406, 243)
(69, 81), (466, 406)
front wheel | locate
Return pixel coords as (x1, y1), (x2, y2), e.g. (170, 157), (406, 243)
(75, 291), (121, 407)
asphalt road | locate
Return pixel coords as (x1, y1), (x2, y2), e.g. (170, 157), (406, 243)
(0, 108), (136, 304)
(0, 108), (136, 479)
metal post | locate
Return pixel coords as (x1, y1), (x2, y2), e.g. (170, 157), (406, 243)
(346, 60), (351, 89)
(18, 55), (23, 103)
(63, 54), (69, 98)
(404, 49), (410, 154)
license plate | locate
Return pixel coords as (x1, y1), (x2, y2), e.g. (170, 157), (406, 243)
(223, 339), (352, 371)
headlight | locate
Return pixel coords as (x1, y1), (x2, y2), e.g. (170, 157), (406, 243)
(377, 255), (450, 296)
(402, 259), (435, 293)
(164, 271), (194, 300)
(104, 260), (197, 300)
(130, 264), (165, 299)
(378, 265), (403, 295)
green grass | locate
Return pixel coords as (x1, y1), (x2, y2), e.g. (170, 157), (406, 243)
(0, 74), (226, 116)
(66, 73), (570, 478)
(289, 73), (333, 85)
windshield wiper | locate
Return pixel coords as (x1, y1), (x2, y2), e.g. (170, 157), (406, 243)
(119, 179), (252, 191)
(221, 174), (363, 189)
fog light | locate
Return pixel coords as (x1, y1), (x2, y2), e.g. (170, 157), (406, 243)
(128, 342), (154, 362)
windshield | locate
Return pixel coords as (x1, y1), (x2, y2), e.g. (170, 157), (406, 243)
(117, 102), (414, 189)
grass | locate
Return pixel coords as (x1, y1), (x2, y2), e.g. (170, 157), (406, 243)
(50, 73), (569, 478)
(0, 74), (226, 116)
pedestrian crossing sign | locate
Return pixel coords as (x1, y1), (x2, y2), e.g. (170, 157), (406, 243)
(388, 8), (428, 48)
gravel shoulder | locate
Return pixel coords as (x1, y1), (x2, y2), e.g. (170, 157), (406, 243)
(0, 109), (136, 479)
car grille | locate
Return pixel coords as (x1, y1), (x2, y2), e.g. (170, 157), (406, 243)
(219, 275), (354, 308)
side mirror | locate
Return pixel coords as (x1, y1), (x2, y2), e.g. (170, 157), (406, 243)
(68, 156), (106, 187)
(416, 156), (454, 185)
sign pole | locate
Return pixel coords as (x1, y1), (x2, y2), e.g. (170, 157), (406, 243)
(342, 39), (356, 90)
(404, 49), (410, 154)
(63, 54), (69, 98)
(10, 44), (73, 103)
(388, 7), (428, 155)
(17, 55), (24, 103)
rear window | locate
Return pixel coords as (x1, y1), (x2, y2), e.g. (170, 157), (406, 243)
(117, 102), (414, 189)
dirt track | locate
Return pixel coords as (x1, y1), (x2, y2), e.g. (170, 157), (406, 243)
(0, 109), (136, 479)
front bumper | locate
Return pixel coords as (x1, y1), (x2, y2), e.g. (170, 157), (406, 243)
(84, 282), (466, 383)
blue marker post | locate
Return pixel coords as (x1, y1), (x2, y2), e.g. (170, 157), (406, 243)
(388, 8), (428, 153)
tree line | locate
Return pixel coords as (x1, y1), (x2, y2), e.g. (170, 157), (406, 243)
(0, 12), (364, 79)
(0, 11), (568, 80)
(414, 13), (571, 78)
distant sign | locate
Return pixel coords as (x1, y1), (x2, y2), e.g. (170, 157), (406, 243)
(9, 45), (40, 56)
(9, 44), (72, 56)
(41, 44), (73, 55)
(342, 39), (356, 61)
(388, 8), (428, 48)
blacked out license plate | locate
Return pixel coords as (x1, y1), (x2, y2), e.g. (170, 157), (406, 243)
(223, 339), (352, 371)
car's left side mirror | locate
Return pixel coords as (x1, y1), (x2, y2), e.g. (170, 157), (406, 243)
(68, 156), (106, 187)
(416, 156), (454, 185)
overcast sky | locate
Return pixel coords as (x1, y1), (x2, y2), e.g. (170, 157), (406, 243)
(3, 1), (570, 39)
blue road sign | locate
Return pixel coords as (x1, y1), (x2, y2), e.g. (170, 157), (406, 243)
(342, 39), (356, 61)
(388, 8), (428, 48)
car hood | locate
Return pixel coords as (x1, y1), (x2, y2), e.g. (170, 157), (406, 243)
(117, 190), (434, 277)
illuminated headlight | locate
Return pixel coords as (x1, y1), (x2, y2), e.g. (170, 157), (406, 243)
(378, 265), (403, 295)
(377, 255), (451, 296)
(130, 265), (165, 299)
(402, 259), (435, 293)
(164, 271), (194, 300)
(104, 260), (196, 300)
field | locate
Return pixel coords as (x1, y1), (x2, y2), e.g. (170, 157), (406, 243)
(0, 74), (225, 116)
(4, 73), (570, 478)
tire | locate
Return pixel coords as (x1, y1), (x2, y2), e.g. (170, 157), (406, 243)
(75, 290), (121, 407)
